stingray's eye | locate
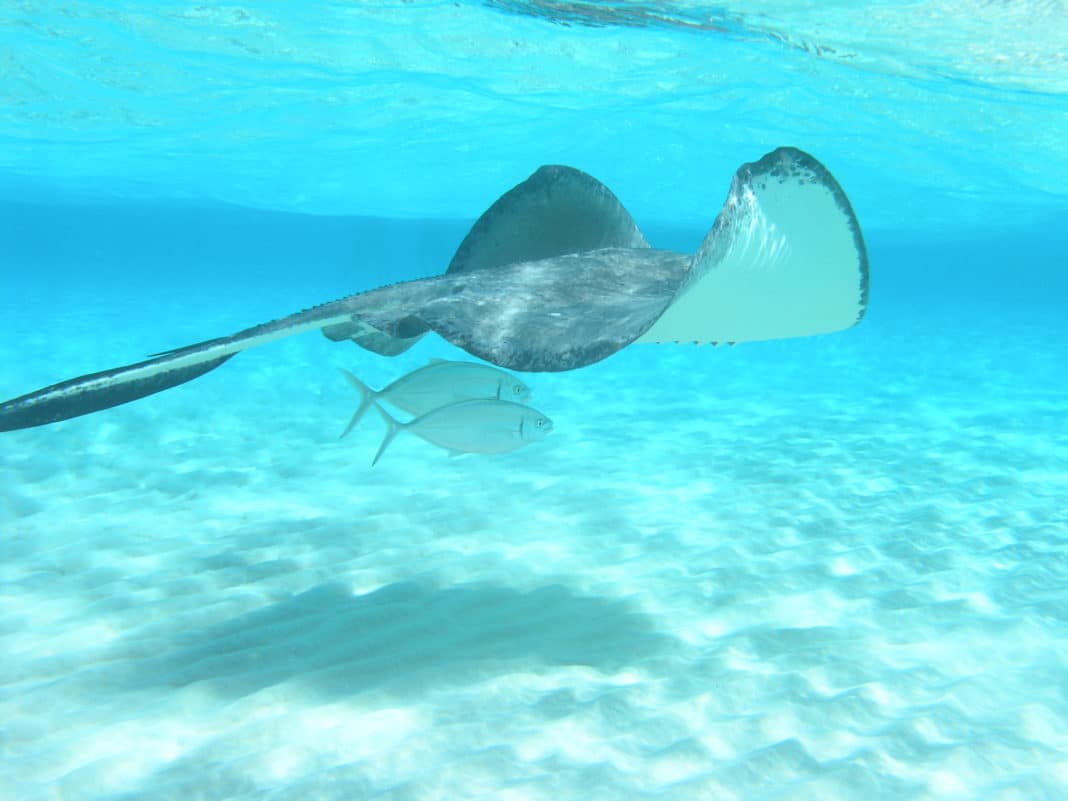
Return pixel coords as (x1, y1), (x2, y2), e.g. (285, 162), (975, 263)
(513, 384), (523, 395)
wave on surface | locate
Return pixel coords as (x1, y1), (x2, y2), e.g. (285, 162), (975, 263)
(485, 0), (1068, 92)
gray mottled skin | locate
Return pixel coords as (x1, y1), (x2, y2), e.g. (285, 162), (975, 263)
(337, 248), (688, 371)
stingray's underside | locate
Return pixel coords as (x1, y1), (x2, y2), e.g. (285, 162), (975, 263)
(0, 147), (868, 432)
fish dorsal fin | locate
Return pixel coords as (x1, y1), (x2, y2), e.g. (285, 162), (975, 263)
(447, 165), (649, 275)
(638, 147), (869, 346)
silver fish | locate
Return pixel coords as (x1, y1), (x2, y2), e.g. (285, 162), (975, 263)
(339, 359), (531, 438)
(372, 399), (552, 466)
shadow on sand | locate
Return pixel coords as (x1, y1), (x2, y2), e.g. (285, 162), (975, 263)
(119, 580), (673, 699)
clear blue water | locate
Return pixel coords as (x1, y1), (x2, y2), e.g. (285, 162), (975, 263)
(1, 3), (1066, 800)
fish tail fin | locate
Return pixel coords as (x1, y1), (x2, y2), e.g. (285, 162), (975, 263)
(371, 404), (402, 467)
(338, 368), (376, 439)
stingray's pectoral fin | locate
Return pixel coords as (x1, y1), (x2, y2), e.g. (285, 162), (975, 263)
(446, 164), (649, 275)
(638, 147), (869, 346)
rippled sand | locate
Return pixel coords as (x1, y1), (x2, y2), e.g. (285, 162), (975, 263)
(1, 290), (1065, 800)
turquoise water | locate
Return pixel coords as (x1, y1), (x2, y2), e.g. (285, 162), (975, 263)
(1, 3), (1066, 799)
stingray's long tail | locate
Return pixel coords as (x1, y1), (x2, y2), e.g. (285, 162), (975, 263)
(0, 297), (358, 432)
(0, 351), (235, 433)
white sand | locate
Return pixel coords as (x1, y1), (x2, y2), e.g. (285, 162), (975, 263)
(1, 290), (1066, 800)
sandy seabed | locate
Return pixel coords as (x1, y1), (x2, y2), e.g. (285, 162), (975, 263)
(1, 291), (1065, 801)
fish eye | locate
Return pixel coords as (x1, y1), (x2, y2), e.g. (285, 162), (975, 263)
(513, 384), (523, 395)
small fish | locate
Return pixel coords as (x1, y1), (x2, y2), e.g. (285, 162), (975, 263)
(339, 359), (531, 438)
(372, 399), (553, 466)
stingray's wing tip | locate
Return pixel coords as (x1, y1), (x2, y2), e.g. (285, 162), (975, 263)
(639, 146), (868, 346)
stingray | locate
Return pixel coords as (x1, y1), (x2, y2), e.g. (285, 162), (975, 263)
(0, 147), (868, 432)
